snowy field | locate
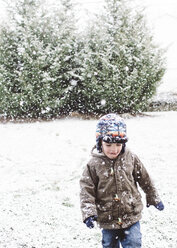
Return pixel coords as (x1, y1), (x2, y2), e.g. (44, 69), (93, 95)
(0, 111), (176, 248)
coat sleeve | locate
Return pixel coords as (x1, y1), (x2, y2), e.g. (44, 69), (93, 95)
(80, 162), (98, 222)
(133, 154), (161, 207)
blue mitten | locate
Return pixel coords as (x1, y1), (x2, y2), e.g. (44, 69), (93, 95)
(155, 201), (164, 211)
(84, 216), (97, 229)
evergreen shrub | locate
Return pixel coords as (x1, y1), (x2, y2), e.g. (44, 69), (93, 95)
(0, 0), (166, 119)
(76, 0), (166, 114)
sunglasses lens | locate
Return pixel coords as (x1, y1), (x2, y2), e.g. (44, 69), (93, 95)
(103, 136), (111, 143)
(102, 135), (126, 143)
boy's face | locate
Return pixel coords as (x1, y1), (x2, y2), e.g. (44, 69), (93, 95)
(102, 141), (122, 159)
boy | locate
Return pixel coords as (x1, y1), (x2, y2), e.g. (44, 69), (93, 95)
(80, 113), (164, 248)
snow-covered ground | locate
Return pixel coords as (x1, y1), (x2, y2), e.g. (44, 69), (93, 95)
(0, 111), (176, 247)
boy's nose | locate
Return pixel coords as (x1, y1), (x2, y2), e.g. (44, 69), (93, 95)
(111, 145), (117, 152)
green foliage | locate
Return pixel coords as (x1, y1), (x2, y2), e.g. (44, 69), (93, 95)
(0, 0), (79, 118)
(76, 0), (166, 114)
(0, 0), (166, 118)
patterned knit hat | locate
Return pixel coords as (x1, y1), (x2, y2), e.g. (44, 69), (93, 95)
(96, 113), (128, 152)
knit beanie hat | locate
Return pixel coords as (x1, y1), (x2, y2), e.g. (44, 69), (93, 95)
(96, 113), (128, 152)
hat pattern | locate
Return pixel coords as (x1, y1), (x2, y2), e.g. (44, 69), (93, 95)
(96, 114), (128, 152)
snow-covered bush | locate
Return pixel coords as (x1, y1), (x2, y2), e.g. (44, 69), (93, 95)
(77, 0), (166, 114)
(0, 0), (166, 118)
(0, 0), (79, 118)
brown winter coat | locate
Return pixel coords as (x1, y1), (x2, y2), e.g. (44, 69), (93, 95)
(80, 146), (161, 229)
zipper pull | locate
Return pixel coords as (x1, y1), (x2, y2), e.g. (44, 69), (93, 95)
(110, 167), (114, 176)
(117, 218), (122, 225)
(114, 194), (120, 202)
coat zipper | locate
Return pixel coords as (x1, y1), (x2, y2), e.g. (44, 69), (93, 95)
(112, 158), (123, 226)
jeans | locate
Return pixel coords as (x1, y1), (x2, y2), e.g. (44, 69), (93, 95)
(102, 222), (142, 248)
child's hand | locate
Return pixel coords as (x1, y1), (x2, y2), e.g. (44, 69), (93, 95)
(147, 201), (164, 211)
(155, 201), (164, 211)
(84, 216), (97, 229)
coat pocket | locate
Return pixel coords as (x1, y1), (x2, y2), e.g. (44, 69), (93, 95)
(96, 202), (113, 222)
(132, 199), (143, 214)
(123, 194), (143, 215)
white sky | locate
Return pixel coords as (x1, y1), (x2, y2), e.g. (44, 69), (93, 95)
(135, 0), (177, 93)
(0, 0), (176, 93)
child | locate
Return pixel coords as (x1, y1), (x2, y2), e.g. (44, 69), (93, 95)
(80, 113), (164, 248)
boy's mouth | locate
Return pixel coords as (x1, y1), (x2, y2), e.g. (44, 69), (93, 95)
(109, 153), (118, 157)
